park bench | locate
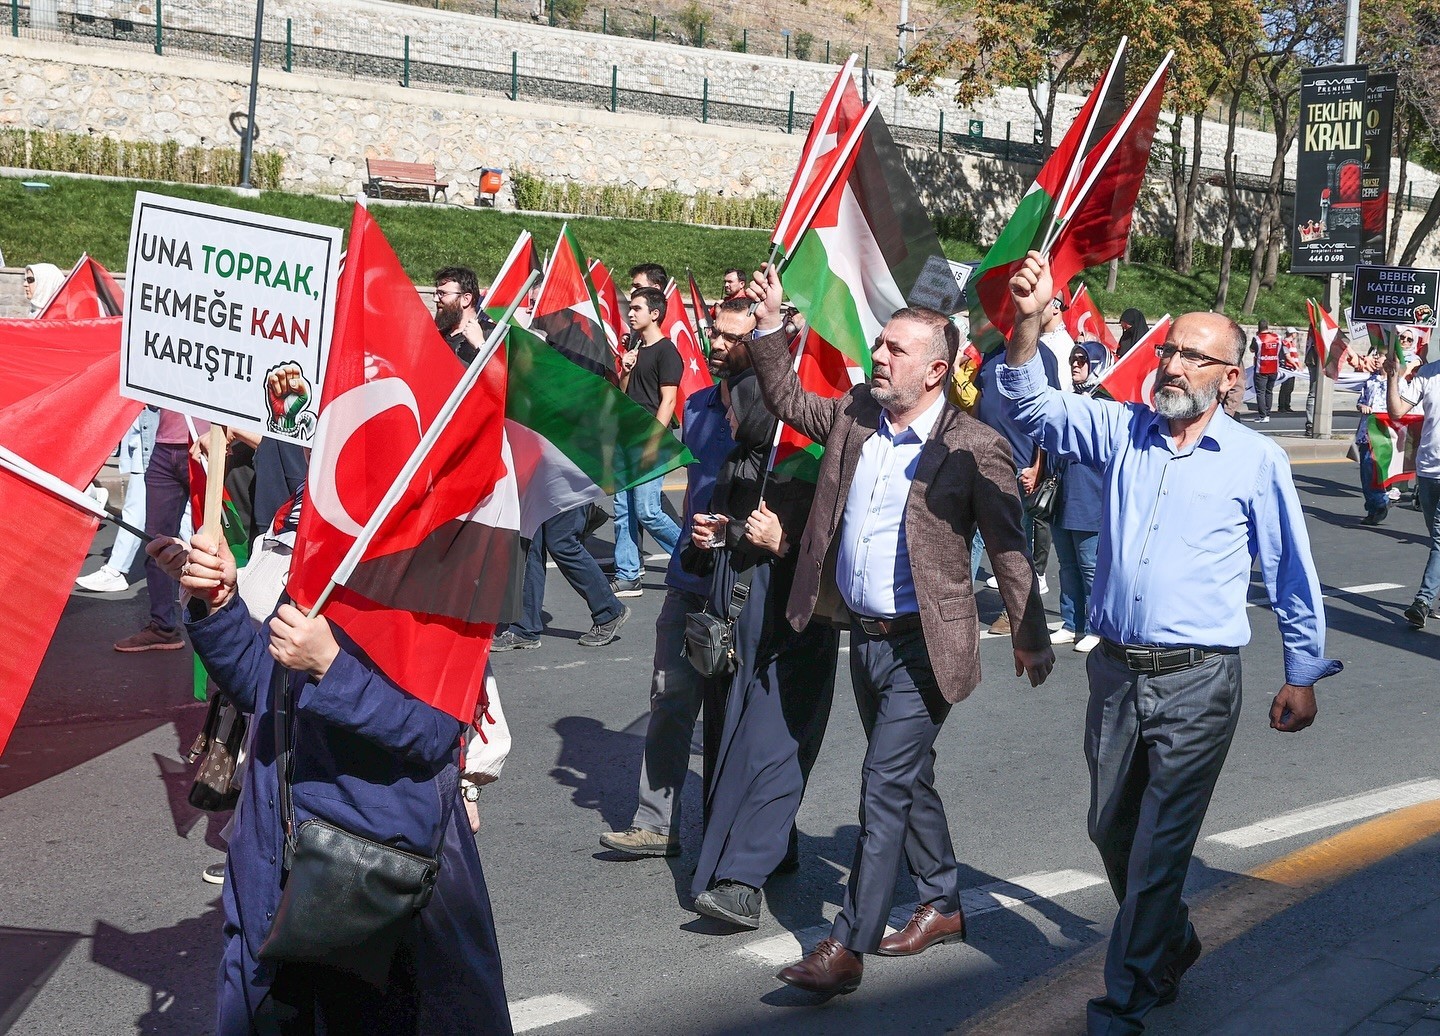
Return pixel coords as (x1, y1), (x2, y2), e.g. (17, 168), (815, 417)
(365, 158), (449, 203)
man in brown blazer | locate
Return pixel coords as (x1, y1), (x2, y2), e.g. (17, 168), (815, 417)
(745, 266), (1054, 995)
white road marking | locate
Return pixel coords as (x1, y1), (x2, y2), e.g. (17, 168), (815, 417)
(1247, 582), (1404, 609)
(735, 869), (1106, 966)
(1207, 778), (1440, 849)
(510, 994), (593, 1032)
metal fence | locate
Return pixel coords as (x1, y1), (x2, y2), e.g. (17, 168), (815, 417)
(9, 0), (1435, 214)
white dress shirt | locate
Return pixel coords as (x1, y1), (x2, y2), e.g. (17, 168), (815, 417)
(836, 393), (946, 619)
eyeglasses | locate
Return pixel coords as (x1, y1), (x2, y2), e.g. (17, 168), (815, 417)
(23, 277), (35, 284)
(1069, 356), (1090, 366)
(1154, 344), (1235, 369)
(433, 289), (466, 300)
(712, 331), (750, 346)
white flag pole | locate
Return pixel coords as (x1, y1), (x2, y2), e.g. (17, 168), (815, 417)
(0, 443), (151, 541)
(1037, 38), (1128, 260)
(304, 269), (541, 619)
(1040, 51), (1173, 259)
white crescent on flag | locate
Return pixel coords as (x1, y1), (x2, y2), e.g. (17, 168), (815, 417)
(307, 377), (422, 538)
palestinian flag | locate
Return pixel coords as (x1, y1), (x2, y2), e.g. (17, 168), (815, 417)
(288, 203), (519, 724)
(188, 451), (252, 702)
(505, 325), (692, 536)
(661, 279), (713, 425)
(1308, 298), (1345, 378)
(531, 224), (615, 381)
(39, 255), (125, 320)
(1367, 413), (1424, 489)
(687, 268), (712, 349)
(769, 327), (864, 481)
(481, 231), (541, 320)
(1095, 316), (1171, 407)
(970, 44), (1143, 351)
(1064, 283), (1119, 354)
(780, 103), (960, 374)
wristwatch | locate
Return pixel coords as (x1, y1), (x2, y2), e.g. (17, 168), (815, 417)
(461, 780), (482, 802)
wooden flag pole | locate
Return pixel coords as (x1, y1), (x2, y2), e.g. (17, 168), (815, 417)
(201, 425), (227, 544)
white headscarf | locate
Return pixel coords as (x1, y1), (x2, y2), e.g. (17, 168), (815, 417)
(25, 263), (65, 318)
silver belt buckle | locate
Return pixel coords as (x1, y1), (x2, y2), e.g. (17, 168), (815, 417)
(1125, 647), (1156, 672)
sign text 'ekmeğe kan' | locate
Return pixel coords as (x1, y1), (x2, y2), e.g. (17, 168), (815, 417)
(120, 192), (343, 442)
(1351, 264), (1439, 329)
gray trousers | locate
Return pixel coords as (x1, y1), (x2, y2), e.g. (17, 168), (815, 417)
(830, 626), (960, 953)
(631, 587), (708, 835)
(1085, 647), (1242, 1036)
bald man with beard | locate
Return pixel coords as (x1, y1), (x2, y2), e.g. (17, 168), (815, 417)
(1000, 252), (1341, 1034)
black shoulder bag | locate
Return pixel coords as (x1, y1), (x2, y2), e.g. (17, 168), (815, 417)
(683, 565), (754, 678)
(257, 665), (456, 988)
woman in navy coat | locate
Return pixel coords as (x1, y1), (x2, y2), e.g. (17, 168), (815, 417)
(154, 531), (512, 1035)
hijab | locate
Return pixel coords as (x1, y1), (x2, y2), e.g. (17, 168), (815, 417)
(1116, 308), (1148, 356)
(25, 263), (65, 318)
(1070, 341), (1107, 394)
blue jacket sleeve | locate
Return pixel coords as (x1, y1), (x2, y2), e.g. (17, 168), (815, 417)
(296, 650), (464, 768)
(1249, 447), (1344, 686)
(997, 354), (1129, 469)
(185, 596), (273, 714)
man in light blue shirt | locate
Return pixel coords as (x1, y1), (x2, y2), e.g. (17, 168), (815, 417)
(999, 253), (1341, 1035)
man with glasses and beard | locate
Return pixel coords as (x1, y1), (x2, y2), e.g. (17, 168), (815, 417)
(434, 266), (494, 364)
(1000, 252), (1341, 1035)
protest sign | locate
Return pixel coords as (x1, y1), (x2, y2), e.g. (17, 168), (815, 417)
(120, 192), (343, 442)
(1352, 264), (1439, 328)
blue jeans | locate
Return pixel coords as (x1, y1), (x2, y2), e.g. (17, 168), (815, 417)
(1053, 525), (1098, 636)
(1418, 477), (1440, 607)
(1356, 440), (1392, 515)
(512, 505), (622, 638)
(613, 476), (681, 582)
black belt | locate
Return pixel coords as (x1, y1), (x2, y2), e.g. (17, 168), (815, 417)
(850, 612), (923, 637)
(1100, 640), (1236, 674)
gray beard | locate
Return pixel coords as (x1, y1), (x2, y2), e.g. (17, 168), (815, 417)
(871, 379), (921, 414)
(1153, 376), (1219, 420)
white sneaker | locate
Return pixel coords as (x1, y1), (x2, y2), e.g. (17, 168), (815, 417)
(1050, 627), (1076, 645)
(1388, 489), (1401, 502)
(1047, 620), (1067, 632)
(985, 575), (1000, 589)
(1257, 416), (1270, 424)
(76, 565), (129, 593)
(1037, 576), (1050, 595)
(1074, 634), (1101, 653)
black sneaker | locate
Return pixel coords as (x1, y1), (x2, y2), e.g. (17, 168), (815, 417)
(578, 605), (630, 647)
(1404, 599), (1429, 630)
(1360, 507), (1388, 526)
(492, 630), (541, 651)
(1155, 932), (1202, 1005)
(610, 577), (643, 598)
(694, 880), (763, 930)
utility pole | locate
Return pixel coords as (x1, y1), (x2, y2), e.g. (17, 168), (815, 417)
(1312, 0), (1360, 438)
(239, 0), (265, 190)
(895, 0), (909, 127)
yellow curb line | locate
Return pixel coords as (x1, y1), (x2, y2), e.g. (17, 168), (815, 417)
(957, 798), (1440, 1035)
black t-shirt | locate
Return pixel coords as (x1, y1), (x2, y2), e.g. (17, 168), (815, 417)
(626, 337), (683, 418)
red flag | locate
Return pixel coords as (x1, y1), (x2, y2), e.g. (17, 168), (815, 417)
(1048, 63), (1170, 295)
(531, 225), (614, 381)
(588, 258), (628, 359)
(1063, 284), (1119, 354)
(661, 280), (713, 425)
(288, 204), (519, 724)
(772, 57), (866, 258)
(0, 351), (142, 754)
(0, 317), (122, 411)
(769, 328), (862, 481)
(481, 231), (540, 320)
(1095, 316), (1171, 406)
(38, 256), (125, 320)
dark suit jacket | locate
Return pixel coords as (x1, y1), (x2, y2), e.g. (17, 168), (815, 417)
(749, 329), (1048, 704)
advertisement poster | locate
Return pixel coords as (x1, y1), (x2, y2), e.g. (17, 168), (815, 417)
(1292, 65), (1368, 274)
(1361, 73), (1398, 267)
(120, 192), (343, 442)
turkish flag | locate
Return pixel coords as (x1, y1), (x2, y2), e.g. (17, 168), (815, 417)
(0, 351), (142, 754)
(1095, 317), (1171, 407)
(1063, 284), (1119, 355)
(39, 256), (125, 320)
(588, 258), (628, 360)
(0, 317), (122, 411)
(287, 204), (516, 723)
(661, 280), (713, 426)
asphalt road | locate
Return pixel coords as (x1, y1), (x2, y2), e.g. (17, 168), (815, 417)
(2, 460), (1437, 1035)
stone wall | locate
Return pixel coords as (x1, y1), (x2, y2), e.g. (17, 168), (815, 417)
(3, 37), (1436, 265)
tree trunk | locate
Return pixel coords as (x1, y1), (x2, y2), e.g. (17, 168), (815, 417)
(1213, 73), (1248, 313)
(1107, 257), (1119, 292)
(1389, 105), (1413, 264)
(1241, 90), (1293, 315)
(1399, 188), (1440, 267)
(1169, 116), (1188, 272)
(1176, 108), (1206, 275)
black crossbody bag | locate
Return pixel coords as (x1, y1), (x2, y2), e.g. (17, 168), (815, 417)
(257, 665), (455, 988)
(684, 566), (754, 678)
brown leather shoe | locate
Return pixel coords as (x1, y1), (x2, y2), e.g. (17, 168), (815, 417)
(776, 938), (863, 995)
(875, 903), (967, 956)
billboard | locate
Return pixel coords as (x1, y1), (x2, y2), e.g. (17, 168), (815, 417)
(1361, 73), (1398, 267)
(1292, 65), (1368, 274)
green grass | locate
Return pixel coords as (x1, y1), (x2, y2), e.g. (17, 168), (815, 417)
(1, 174), (1330, 325)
